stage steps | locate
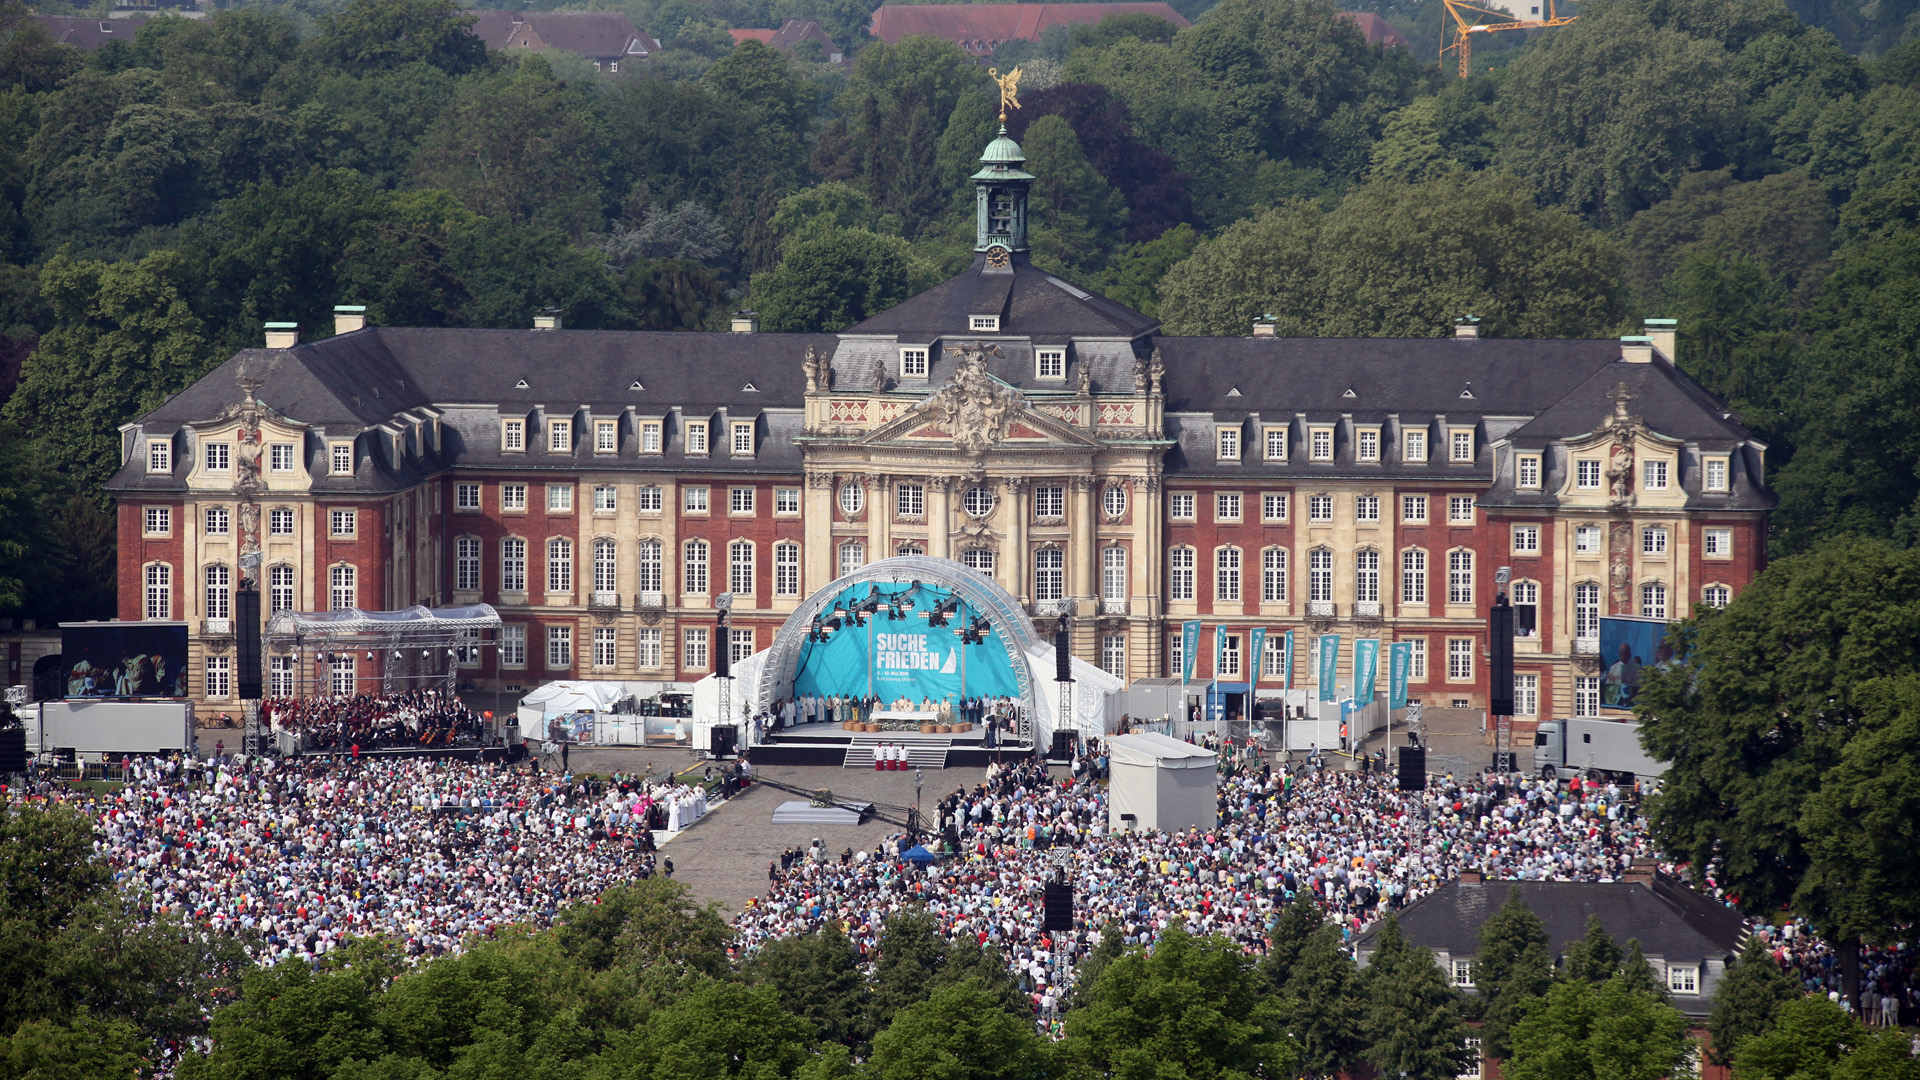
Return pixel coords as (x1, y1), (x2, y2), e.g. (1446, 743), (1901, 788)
(843, 734), (951, 770)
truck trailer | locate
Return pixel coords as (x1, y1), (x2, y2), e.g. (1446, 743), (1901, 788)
(28, 699), (194, 758)
(1532, 717), (1666, 782)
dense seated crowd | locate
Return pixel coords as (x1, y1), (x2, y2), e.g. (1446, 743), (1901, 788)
(262, 689), (485, 752)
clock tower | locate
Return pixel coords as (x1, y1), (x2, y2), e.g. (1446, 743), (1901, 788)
(973, 128), (1033, 267)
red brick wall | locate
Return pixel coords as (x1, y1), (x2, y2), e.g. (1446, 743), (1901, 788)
(117, 502), (183, 620)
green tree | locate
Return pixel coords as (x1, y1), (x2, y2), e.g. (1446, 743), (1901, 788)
(0, 1011), (146, 1080)
(552, 878), (731, 980)
(1622, 169), (1833, 305)
(1277, 925), (1365, 1080)
(1560, 916), (1623, 985)
(1707, 937), (1798, 1068)
(742, 927), (872, 1049)
(1471, 891), (1554, 1059)
(1504, 975), (1693, 1080)
(309, 0), (489, 77)
(749, 226), (932, 332)
(624, 980), (814, 1080)
(0, 0), (82, 93)
(1733, 994), (1861, 1080)
(1102, 223), (1197, 317)
(1360, 919), (1472, 1080)
(866, 979), (1050, 1080)
(1066, 922), (1298, 1080)
(703, 40), (812, 139)
(176, 962), (385, 1080)
(1022, 113), (1128, 277)
(1260, 891), (1327, 991)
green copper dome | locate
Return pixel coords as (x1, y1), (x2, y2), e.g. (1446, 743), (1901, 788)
(979, 126), (1026, 165)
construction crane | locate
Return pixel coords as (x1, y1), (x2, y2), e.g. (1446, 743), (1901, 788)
(1440, 0), (1576, 77)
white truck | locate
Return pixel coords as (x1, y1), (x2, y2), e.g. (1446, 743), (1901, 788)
(1532, 717), (1666, 782)
(26, 699), (194, 758)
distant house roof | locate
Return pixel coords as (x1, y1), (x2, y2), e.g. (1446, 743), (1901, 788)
(1338, 11), (1407, 47)
(730, 28), (778, 43)
(468, 11), (662, 63)
(33, 14), (153, 50)
(870, 3), (1190, 55)
(730, 19), (848, 64)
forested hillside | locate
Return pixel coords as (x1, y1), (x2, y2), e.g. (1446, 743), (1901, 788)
(0, 0), (1913, 616)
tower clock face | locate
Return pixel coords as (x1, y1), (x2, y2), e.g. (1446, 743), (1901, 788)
(986, 244), (1011, 268)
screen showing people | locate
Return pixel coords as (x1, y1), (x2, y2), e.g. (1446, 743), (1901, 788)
(60, 622), (189, 698)
(1598, 616), (1674, 710)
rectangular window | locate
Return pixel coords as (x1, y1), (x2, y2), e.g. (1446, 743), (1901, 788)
(1448, 550), (1474, 605)
(731, 487), (757, 515)
(269, 564), (296, 612)
(683, 627), (710, 671)
(1309, 548), (1333, 602)
(1450, 428), (1474, 463)
(502, 419), (525, 452)
(1101, 634), (1126, 678)
(1575, 524), (1601, 554)
(1217, 428), (1240, 461)
(1169, 547), (1195, 601)
(1667, 964), (1699, 994)
(331, 442), (354, 475)
(1643, 460), (1669, 490)
(1704, 584), (1730, 607)
(1262, 493), (1289, 522)
(1215, 547), (1241, 602)
(1037, 349), (1065, 379)
(1452, 959), (1474, 987)
(729, 541), (755, 595)
(1309, 494), (1333, 522)
(596, 419), (618, 453)
(1448, 637), (1473, 681)
(1357, 429), (1380, 462)
(148, 440), (172, 473)
(683, 486), (709, 513)
(1449, 496), (1475, 524)
(732, 422), (755, 455)
(1170, 493), (1196, 521)
(501, 539), (527, 593)
(502, 483), (527, 512)
(144, 563), (171, 619)
(1101, 546), (1127, 601)
(730, 627), (755, 663)
(775, 488), (800, 515)
(1219, 634), (1241, 677)
(637, 541), (662, 593)
(686, 421), (709, 454)
(684, 541), (710, 594)
(1704, 527), (1732, 557)
(204, 506), (230, 535)
(267, 443), (293, 472)
(594, 485), (618, 513)
(1264, 427), (1288, 461)
(1515, 672), (1538, 717)
(547, 538), (573, 593)
(839, 542), (864, 577)
(1261, 548), (1287, 602)
(547, 419), (572, 452)
(636, 627), (662, 668)
(547, 625), (573, 669)
(1577, 459), (1601, 489)
(1576, 676), (1600, 716)
(637, 486), (662, 513)
(1034, 548), (1065, 601)
(1518, 454), (1541, 489)
(1404, 429), (1428, 463)
(1512, 524), (1540, 555)
(901, 347), (929, 377)
(1405, 637), (1427, 680)
(594, 626), (617, 668)
(203, 442), (231, 472)
(547, 485), (573, 513)
(1643, 526), (1668, 555)
(456, 484), (481, 510)
(775, 543), (800, 597)
(204, 564), (231, 620)
(1034, 485), (1065, 519)
(329, 509), (356, 537)
(502, 625), (526, 667)
(1402, 496), (1428, 524)
(1310, 428), (1333, 461)
(262, 508), (293, 539)
(896, 484), (924, 518)
(204, 654), (230, 699)
(456, 537), (481, 591)
(1356, 495), (1379, 522)
(1356, 549), (1379, 603)
(269, 655), (294, 697)
(969, 315), (999, 332)
(1705, 457), (1729, 492)
(1215, 492), (1241, 522)
(329, 565), (356, 611)
(1401, 550), (1427, 604)
(640, 421), (662, 454)
(1169, 632), (1183, 679)
(1642, 582), (1668, 620)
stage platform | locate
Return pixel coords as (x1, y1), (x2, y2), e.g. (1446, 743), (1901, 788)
(285, 744), (524, 763)
(747, 722), (1036, 768)
(770, 800), (875, 826)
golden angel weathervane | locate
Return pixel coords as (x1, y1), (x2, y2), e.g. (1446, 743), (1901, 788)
(987, 66), (1022, 123)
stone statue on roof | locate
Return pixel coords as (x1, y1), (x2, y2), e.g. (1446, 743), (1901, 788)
(917, 342), (1026, 457)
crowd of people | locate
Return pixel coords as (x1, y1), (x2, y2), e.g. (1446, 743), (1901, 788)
(262, 689), (487, 752)
(1760, 918), (1920, 1027)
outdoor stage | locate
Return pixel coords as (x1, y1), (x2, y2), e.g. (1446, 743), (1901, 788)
(749, 720), (1036, 768)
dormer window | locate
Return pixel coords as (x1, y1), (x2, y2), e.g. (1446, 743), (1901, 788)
(686, 420), (709, 455)
(595, 420), (617, 453)
(502, 418), (525, 453)
(731, 421), (755, 456)
(1037, 349), (1065, 379)
(547, 419), (572, 452)
(204, 442), (231, 472)
(148, 439), (172, 473)
(901, 347), (929, 377)
(330, 442), (354, 476)
(970, 315), (999, 332)
(1217, 428), (1240, 461)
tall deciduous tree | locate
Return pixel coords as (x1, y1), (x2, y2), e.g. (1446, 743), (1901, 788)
(865, 979), (1051, 1080)
(1503, 975), (1693, 1080)
(1707, 937), (1797, 1068)
(1473, 892), (1555, 1059)
(748, 226), (931, 332)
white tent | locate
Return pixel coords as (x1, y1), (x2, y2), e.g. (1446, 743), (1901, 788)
(1027, 646), (1125, 744)
(691, 649), (770, 751)
(516, 681), (628, 728)
(1107, 731), (1217, 834)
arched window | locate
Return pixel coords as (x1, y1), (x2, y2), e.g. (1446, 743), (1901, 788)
(774, 542), (800, 596)
(1169, 546), (1195, 601)
(547, 537), (573, 593)
(204, 564), (231, 620)
(268, 564), (296, 613)
(1574, 582), (1600, 639)
(1511, 579), (1538, 637)
(1355, 550), (1379, 604)
(501, 538), (527, 593)
(1262, 548), (1287, 603)
(1702, 583), (1730, 608)
(1641, 581), (1668, 620)
(144, 563), (172, 620)
(637, 539), (662, 593)
(729, 539), (755, 595)
(1215, 547), (1241, 603)
(329, 564), (356, 611)
(456, 537), (481, 592)
(1101, 546), (1127, 602)
(962, 547), (996, 574)
(1401, 549), (1427, 604)
(1034, 547), (1064, 602)
(838, 540), (864, 578)
(1308, 548), (1333, 603)
(1448, 549), (1474, 606)
(593, 537), (618, 594)
(684, 539), (710, 594)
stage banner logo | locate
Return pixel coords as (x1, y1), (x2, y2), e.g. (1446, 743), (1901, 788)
(1317, 634), (1341, 702)
(1388, 641), (1412, 710)
(1354, 638), (1380, 701)
(1248, 627), (1267, 688)
(792, 583), (1018, 702)
(1181, 620), (1201, 684)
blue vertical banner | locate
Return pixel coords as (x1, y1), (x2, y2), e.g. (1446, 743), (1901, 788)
(1180, 620), (1201, 684)
(1389, 641), (1412, 710)
(1248, 627), (1268, 688)
(1317, 634), (1341, 702)
(1354, 638), (1380, 701)
(1282, 630), (1295, 690)
(1214, 625), (1227, 682)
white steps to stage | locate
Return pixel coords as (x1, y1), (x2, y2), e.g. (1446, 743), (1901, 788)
(843, 734), (951, 769)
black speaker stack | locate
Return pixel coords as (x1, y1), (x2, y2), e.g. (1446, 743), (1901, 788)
(1042, 881), (1075, 932)
(1398, 746), (1427, 791)
(0, 726), (24, 775)
(235, 583), (262, 701)
(1488, 597), (1514, 717)
(1054, 623), (1073, 683)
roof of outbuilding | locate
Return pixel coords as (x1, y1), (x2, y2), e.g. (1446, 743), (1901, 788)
(869, 2), (1190, 45)
(468, 10), (660, 58)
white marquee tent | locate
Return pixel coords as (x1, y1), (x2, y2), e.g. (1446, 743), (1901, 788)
(1107, 731), (1217, 834)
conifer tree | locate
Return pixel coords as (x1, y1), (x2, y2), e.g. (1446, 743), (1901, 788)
(1474, 892), (1554, 1058)
(1361, 918), (1473, 1080)
(1706, 936), (1796, 1067)
(1279, 924), (1366, 1080)
(1561, 915), (1622, 985)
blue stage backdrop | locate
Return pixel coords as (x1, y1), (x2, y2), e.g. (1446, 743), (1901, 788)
(791, 582), (1020, 702)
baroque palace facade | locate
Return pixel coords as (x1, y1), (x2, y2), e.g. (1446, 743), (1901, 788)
(106, 124), (1773, 725)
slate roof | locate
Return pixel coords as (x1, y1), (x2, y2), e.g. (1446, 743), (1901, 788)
(469, 11), (660, 60)
(870, 2), (1190, 50)
(845, 254), (1159, 341)
(34, 14), (152, 50)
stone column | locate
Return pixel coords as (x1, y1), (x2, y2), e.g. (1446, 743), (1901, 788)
(804, 472), (835, 593)
(1133, 474), (1161, 674)
(927, 475), (952, 559)
(1002, 476), (1028, 600)
(866, 473), (889, 560)
(1070, 474), (1097, 611)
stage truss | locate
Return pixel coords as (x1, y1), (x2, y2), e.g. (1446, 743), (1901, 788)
(265, 605), (502, 698)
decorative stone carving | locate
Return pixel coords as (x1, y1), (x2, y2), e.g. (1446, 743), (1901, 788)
(867, 355), (887, 392)
(1608, 520), (1634, 611)
(1130, 474), (1160, 493)
(1070, 475), (1099, 493)
(925, 475), (954, 491)
(806, 471), (837, 489)
(914, 342), (1028, 457)
(1001, 476), (1030, 495)
(1133, 354), (1148, 392)
(1148, 347), (1165, 394)
(802, 346), (831, 393)
(1077, 362), (1091, 395)
(1602, 382), (1642, 510)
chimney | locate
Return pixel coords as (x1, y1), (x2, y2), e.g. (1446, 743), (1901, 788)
(1458, 868), (1483, 884)
(731, 311), (760, 333)
(264, 322), (299, 349)
(1454, 316), (1481, 340)
(533, 308), (562, 330)
(1620, 335), (1654, 364)
(334, 305), (367, 335)
(1251, 315), (1277, 337)
(1624, 858), (1656, 885)
(1644, 318), (1676, 363)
